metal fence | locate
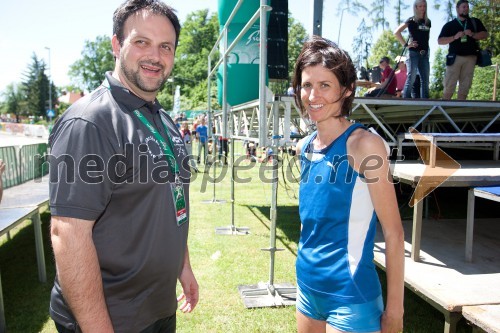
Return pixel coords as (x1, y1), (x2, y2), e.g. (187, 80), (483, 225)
(0, 146), (19, 189)
(0, 143), (48, 189)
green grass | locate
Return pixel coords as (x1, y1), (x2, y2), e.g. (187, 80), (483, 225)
(0, 154), (474, 332)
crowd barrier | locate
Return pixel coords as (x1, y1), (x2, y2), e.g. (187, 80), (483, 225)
(0, 143), (49, 189)
(0, 122), (49, 138)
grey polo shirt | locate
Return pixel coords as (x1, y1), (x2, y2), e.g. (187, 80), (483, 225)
(48, 72), (190, 332)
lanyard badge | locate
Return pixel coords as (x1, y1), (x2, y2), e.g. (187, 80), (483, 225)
(133, 109), (188, 226)
(457, 18), (468, 43)
(172, 174), (188, 226)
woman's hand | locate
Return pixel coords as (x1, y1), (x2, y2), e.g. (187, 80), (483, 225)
(381, 310), (404, 333)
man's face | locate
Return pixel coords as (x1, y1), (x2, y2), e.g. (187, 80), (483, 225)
(112, 9), (176, 100)
(457, 3), (470, 18)
(379, 60), (388, 69)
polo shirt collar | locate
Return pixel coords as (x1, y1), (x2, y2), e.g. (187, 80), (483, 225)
(103, 71), (161, 113)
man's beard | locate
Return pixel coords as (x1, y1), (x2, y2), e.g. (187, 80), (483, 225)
(120, 59), (167, 94)
(459, 12), (469, 19)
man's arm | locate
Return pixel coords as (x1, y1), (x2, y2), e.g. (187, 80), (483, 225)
(468, 18), (489, 41)
(177, 246), (199, 313)
(469, 30), (489, 41)
(438, 30), (463, 45)
(438, 23), (460, 45)
(51, 216), (114, 332)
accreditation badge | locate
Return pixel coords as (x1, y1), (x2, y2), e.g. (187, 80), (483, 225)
(171, 174), (188, 226)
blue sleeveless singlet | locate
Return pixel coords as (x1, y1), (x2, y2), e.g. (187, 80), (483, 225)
(296, 123), (382, 303)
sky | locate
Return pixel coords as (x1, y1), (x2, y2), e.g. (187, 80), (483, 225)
(0, 0), (446, 96)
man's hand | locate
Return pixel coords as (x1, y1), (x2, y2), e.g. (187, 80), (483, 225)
(177, 265), (199, 313)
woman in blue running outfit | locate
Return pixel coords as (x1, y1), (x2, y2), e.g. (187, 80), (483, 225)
(292, 36), (405, 333)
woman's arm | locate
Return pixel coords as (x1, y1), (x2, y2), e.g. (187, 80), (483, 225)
(350, 131), (405, 333)
(394, 22), (409, 47)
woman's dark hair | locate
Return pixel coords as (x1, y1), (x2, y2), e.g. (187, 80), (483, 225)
(292, 36), (357, 118)
(113, 0), (181, 49)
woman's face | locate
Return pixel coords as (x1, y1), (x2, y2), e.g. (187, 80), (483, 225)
(416, 2), (427, 18)
(300, 65), (350, 124)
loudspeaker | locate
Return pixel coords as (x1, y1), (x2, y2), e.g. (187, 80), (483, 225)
(267, 0), (288, 80)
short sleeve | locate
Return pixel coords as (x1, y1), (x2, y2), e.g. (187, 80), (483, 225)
(474, 18), (487, 32)
(49, 118), (116, 220)
(438, 22), (452, 38)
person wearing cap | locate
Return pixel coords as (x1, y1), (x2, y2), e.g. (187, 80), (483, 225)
(364, 57), (397, 98)
(394, 0), (431, 99)
(438, 0), (488, 100)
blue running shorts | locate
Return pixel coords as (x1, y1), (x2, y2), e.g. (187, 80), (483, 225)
(296, 285), (384, 332)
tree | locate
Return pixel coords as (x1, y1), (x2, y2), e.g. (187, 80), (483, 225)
(368, 0), (391, 31)
(352, 19), (373, 69)
(68, 35), (115, 92)
(468, 55), (499, 100)
(334, 1), (368, 47)
(167, 9), (220, 110)
(1, 83), (28, 122)
(22, 53), (56, 119)
(433, 0), (455, 21)
(368, 31), (402, 68)
(429, 47), (446, 99)
(469, 0), (500, 55)
(394, 0), (410, 25)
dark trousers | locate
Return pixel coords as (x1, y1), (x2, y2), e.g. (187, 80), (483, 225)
(55, 314), (176, 333)
(218, 138), (229, 165)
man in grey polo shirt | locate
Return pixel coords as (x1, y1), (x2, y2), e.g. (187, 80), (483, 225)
(48, 1), (198, 332)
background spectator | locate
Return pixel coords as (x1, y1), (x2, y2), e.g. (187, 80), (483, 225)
(394, 0), (431, 99)
(364, 57), (397, 97)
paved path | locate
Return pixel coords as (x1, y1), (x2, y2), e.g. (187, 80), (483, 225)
(0, 132), (48, 147)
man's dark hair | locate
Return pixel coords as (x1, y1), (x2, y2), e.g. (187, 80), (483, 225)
(456, 0), (469, 7)
(380, 56), (391, 64)
(113, 0), (181, 49)
(292, 36), (356, 118)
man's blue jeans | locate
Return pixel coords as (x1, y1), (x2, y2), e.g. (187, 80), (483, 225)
(403, 49), (430, 99)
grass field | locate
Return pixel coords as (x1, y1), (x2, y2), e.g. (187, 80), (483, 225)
(0, 150), (475, 332)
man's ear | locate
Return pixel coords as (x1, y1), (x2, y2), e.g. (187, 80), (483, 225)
(111, 35), (121, 58)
